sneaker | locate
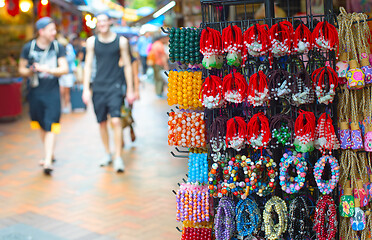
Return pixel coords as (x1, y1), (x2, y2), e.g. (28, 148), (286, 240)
(113, 157), (125, 173)
(100, 153), (112, 167)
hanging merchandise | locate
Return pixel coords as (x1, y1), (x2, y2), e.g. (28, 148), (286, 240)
(262, 196), (288, 240)
(222, 25), (243, 67)
(199, 75), (224, 109)
(347, 60), (365, 89)
(181, 221), (213, 240)
(242, 24), (270, 65)
(222, 72), (248, 103)
(246, 71), (269, 107)
(294, 110), (316, 153)
(291, 68), (315, 106)
(312, 21), (339, 54)
(269, 114), (294, 148)
(336, 53), (349, 85)
(246, 112), (271, 150)
(168, 27), (202, 65)
(167, 70), (203, 108)
(200, 27), (223, 70)
(235, 197), (261, 238)
(311, 66), (339, 105)
(269, 21), (294, 58)
(351, 198), (366, 231)
(225, 116), (246, 151)
(293, 23), (312, 54)
(313, 155), (340, 195)
(279, 150), (307, 194)
(267, 69), (292, 100)
(313, 195), (338, 240)
(314, 112), (340, 154)
(209, 116), (228, 162)
(187, 148), (208, 184)
(288, 196), (311, 239)
(339, 183), (355, 217)
(214, 197), (236, 240)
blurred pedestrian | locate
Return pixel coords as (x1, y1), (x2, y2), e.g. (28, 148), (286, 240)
(18, 17), (68, 175)
(82, 12), (135, 173)
(57, 35), (76, 113)
(137, 31), (152, 77)
(149, 35), (169, 97)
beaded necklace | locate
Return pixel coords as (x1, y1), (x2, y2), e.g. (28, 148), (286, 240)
(263, 196), (288, 240)
(214, 197), (236, 240)
(314, 112), (340, 154)
(288, 196), (310, 240)
(235, 197), (261, 238)
(313, 195), (337, 240)
(210, 116), (228, 162)
(222, 25), (243, 67)
(247, 71), (269, 107)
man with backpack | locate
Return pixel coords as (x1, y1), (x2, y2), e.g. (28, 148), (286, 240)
(18, 17), (68, 175)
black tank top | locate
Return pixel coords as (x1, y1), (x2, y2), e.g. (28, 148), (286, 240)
(93, 34), (124, 93)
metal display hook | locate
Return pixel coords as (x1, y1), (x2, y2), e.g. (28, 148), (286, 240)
(170, 151), (189, 158)
(175, 147), (189, 153)
(161, 26), (170, 34)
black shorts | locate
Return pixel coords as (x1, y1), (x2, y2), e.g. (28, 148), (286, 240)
(28, 89), (61, 132)
(92, 91), (124, 123)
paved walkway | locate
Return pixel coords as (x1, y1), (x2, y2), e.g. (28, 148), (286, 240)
(0, 83), (186, 239)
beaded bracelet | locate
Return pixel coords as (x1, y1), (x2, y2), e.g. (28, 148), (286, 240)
(168, 110), (206, 148)
(176, 183), (210, 222)
(288, 196), (310, 240)
(314, 155), (340, 195)
(255, 155), (277, 197)
(313, 195), (337, 240)
(235, 197), (261, 238)
(167, 70), (203, 108)
(279, 151), (307, 194)
(240, 155), (259, 197)
(220, 156), (245, 198)
(214, 197), (236, 240)
(169, 27), (201, 65)
(208, 162), (222, 197)
(188, 148), (208, 184)
(181, 221), (213, 240)
(263, 196), (288, 240)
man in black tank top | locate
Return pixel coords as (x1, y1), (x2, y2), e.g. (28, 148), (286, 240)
(82, 12), (135, 173)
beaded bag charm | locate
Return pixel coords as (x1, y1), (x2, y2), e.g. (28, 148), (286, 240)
(294, 110), (316, 153)
(312, 21), (339, 54)
(247, 71), (269, 106)
(242, 23), (270, 66)
(291, 68), (315, 106)
(222, 72), (248, 103)
(226, 116), (247, 151)
(246, 112), (271, 149)
(293, 23), (312, 54)
(314, 112), (340, 154)
(311, 66), (339, 105)
(268, 69), (292, 100)
(200, 27), (223, 70)
(222, 25), (243, 67)
(200, 75), (224, 109)
(269, 21), (294, 58)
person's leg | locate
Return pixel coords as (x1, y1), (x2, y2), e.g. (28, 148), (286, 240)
(60, 86), (66, 108)
(65, 87), (71, 112)
(154, 65), (164, 96)
(43, 131), (55, 167)
(99, 120), (110, 154)
(111, 117), (122, 159)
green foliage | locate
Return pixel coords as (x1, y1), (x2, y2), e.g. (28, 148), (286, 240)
(130, 0), (156, 9)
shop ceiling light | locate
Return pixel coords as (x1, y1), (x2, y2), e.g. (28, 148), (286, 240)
(85, 14), (91, 21)
(20, 0), (32, 12)
(153, 1), (176, 18)
(41, 0), (48, 5)
(0, 0), (5, 8)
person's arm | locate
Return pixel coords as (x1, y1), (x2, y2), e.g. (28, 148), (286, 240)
(18, 58), (34, 77)
(119, 36), (134, 104)
(132, 59), (140, 100)
(82, 36), (95, 105)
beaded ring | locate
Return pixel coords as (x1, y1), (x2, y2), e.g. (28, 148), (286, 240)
(214, 197), (236, 240)
(279, 151), (308, 194)
(255, 155), (277, 197)
(269, 114), (294, 148)
(313, 155), (340, 195)
(235, 197), (261, 238)
(288, 196), (310, 240)
(263, 196), (288, 240)
(313, 195), (338, 240)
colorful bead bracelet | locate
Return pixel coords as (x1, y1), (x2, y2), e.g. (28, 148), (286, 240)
(313, 195), (337, 240)
(279, 151), (307, 194)
(235, 197), (261, 238)
(313, 155), (340, 195)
